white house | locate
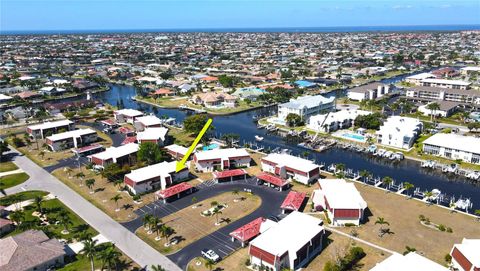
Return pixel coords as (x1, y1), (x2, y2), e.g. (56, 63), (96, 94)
(27, 120), (74, 139)
(370, 252), (448, 271)
(46, 129), (97, 151)
(312, 179), (367, 226)
(249, 211), (325, 271)
(114, 109), (144, 124)
(376, 116), (422, 149)
(423, 133), (480, 164)
(90, 143), (139, 169)
(278, 95), (335, 122)
(164, 144), (189, 160)
(450, 238), (480, 271)
(405, 72), (436, 85)
(347, 83), (391, 101)
(261, 153), (320, 185)
(133, 115), (162, 131)
(307, 109), (371, 132)
(421, 78), (470, 90)
(193, 148), (251, 172)
(417, 101), (458, 118)
(124, 161), (189, 194)
(136, 127), (169, 146)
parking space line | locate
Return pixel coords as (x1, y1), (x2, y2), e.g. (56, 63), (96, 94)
(144, 205), (152, 210)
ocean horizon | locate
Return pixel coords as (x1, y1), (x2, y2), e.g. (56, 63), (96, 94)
(2, 24), (480, 35)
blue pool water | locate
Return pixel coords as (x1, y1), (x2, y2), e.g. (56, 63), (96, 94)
(203, 143), (219, 151)
(342, 133), (366, 141)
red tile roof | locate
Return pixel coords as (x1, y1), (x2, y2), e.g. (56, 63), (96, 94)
(280, 191), (306, 211)
(101, 119), (116, 126)
(73, 143), (103, 154)
(156, 182), (193, 199)
(119, 126), (134, 134)
(256, 172), (289, 187)
(213, 169), (247, 179)
(229, 217), (265, 242)
(121, 136), (137, 145)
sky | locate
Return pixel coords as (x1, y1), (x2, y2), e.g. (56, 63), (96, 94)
(1, 0), (480, 31)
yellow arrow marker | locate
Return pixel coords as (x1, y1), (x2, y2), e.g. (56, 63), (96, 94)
(175, 118), (213, 172)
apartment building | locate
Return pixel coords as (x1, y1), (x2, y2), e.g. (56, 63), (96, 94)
(346, 82), (391, 101)
(406, 86), (480, 105)
(27, 120), (74, 139)
(46, 128), (97, 151)
(376, 116), (422, 149)
(261, 153), (321, 185)
(193, 148), (251, 172)
(423, 133), (480, 164)
(278, 95), (335, 122)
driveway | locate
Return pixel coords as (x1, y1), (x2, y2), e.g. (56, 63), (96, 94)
(1, 148), (182, 271)
(122, 178), (288, 270)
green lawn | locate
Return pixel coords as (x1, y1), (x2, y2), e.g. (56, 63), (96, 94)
(4, 196), (97, 241)
(0, 161), (18, 172)
(0, 190), (48, 206)
(0, 172), (30, 189)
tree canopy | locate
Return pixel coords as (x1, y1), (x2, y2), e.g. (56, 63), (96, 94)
(354, 112), (384, 130)
(137, 142), (167, 165)
(183, 114), (211, 134)
(286, 113), (304, 127)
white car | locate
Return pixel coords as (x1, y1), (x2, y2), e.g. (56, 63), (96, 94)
(201, 249), (220, 262)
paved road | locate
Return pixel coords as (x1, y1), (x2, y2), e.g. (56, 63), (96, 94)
(122, 178), (288, 270)
(1, 149), (181, 271)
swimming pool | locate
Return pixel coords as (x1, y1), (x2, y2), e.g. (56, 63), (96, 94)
(342, 133), (366, 142)
(203, 143), (219, 151)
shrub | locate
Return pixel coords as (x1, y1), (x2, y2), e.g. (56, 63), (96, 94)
(245, 259), (251, 266)
(437, 224), (446, 231)
(446, 227), (453, 233)
(419, 214), (426, 221)
(444, 254), (452, 263)
(132, 195), (141, 201)
(424, 218), (430, 225)
(344, 223), (356, 227)
(11, 137), (25, 147)
(323, 210), (332, 225)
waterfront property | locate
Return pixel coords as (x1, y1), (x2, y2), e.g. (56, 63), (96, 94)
(89, 143), (139, 169)
(190, 92), (237, 108)
(417, 101), (459, 117)
(307, 109), (371, 132)
(376, 116), (422, 149)
(136, 127), (168, 146)
(133, 115), (162, 131)
(26, 119), (74, 139)
(423, 133), (480, 164)
(312, 179), (367, 226)
(124, 161), (189, 194)
(248, 211), (324, 271)
(370, 252), (448, 271)
(450, 238), (480, 271)
(261, 152), (320, 185)
(193, 148), (251, 172)
(405, 72), (436, 85)
(0, 230), (66, 271)
(346, 82), (391, 101)
(46, 128), (97, 151)
(277, 95), (335, 122)
(114, 108), (144, 124)
(405, 86), (480, 105)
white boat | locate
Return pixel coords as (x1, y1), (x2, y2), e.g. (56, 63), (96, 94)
(255, 135), (264, 141)
(383, 151), (393, 158)
(376, 149), (386, 157)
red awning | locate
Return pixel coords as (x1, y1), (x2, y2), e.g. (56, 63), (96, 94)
(229, 217), (265, 242)
(256, 172), (289, 187)
(213, 169), (247, 179)
(280, 191), (306, 211)
(155, 183), (193, 199)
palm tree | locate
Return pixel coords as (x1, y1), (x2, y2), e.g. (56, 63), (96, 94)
(474, 209), (480, 221)
(375, 217), (390, 237)
(9, 210), (25, 225)
(164, 226), (175, 245)
(210, 201), (219, 208)
(359, 170), (371, 180)
(150, 265), (166, 271)
(66, 167), (73, 178)
(98, 243), (121, 271)
(382, 176), (393, 189)
(205, 259), (215, 271)
(232, 189), (239, 201)
(212, 207), (223, 225)
(80, 238), (98, 271)
(58, 210), (73, 234)
(154, 223), (164, 241)
(403, 182), (414, 198)
(111, 194), (122, 211)
(426, 102), (440, 122)
(39, 150), (45, 160)
(335, 163), (346, 172)
(86, 179), (96, 194)
(33, 195), (44, 215)
(143, 214), (153, 230)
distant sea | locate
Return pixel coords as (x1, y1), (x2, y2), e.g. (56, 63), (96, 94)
(2, 25), (480, 35)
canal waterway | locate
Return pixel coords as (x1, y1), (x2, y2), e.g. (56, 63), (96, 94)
(55, 71), (480, 210)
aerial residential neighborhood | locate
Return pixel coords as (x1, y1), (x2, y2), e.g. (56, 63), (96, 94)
(1, 1), (480, 271)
